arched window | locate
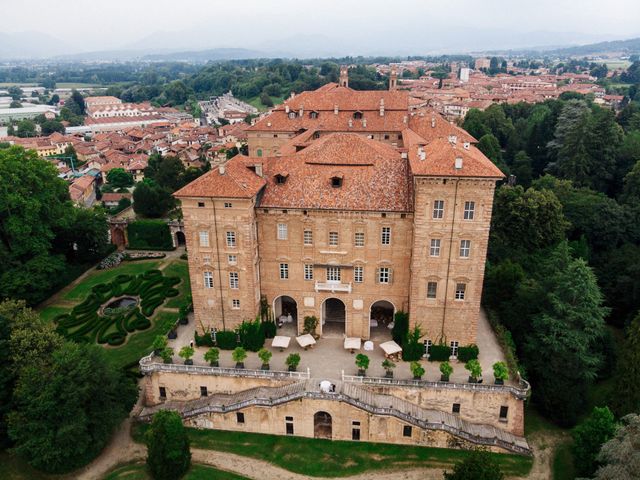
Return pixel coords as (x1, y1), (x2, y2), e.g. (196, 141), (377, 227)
(353, 111), (363, 120)
(256, 149), (263, 157)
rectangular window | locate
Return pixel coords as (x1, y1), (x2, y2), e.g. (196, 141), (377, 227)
(455, 283), (466, 300)
(354, 231), (365, 247)
(450, 341), (459, 357)
(277, 223), (288, 240)
(327, 266), (341, 282)
(226, 231), (236, 247)
(203, 255), (211, 265)
(197, 202), (205, 208)
(464, 201), (475, 220)
(285, 418), (294, 435)
(403, 425), (412, 437)
(303, 230), (313, 245)
(378, 267), (391, 284)
(304, 264), (314, 280)
(460, 240), (471, 258)
(232, 299), (240, 309)
(354, 266), (364, 283)
(228, 255), (237, 265)
(203, 271), (214, 288)
(381, 226), (391, 245)
(199, 231), (209, 247)
(200, 386), (208, 397)
(229, 272), (239, 289)
(224, 202), (233, 208)
(236, 412), (245, 424)
(159, 386), (166, 398)
(424, 339), (432, 355)
(499, 406), (509, 421)
(279, 263), (289, 280)
(427, 281), (438, 299)
(452, 403), (461, 414)
(430, 239), (441, 257)
(329, 231), (339, 246)
(433, 200), (445, 219)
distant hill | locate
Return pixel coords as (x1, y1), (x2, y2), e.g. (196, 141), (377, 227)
(551, 37), (640, 56)
(0, 31), (70, 59)
(142, 48), (272, 62)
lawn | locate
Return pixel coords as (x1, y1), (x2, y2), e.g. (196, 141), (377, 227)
(244, 94), (285, 112)
(103, 462), (248, 480)
(0, 452), (64, 480)
(132, 424), (533, 478)
(163, 261), (191, 308)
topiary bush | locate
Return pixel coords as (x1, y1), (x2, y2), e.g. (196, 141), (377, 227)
(238, 319), (265, 352)
(428, 344), (451, 362)
(216, 331), (237, 350)
(127, 220), (175, 250)
(457, 344), (480, 362)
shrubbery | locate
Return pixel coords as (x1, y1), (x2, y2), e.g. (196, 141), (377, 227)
(127, 220), (174, 250)
(238, 318), (265, 351)
(392, 311), (409, 345)
(216, 330), (237, 350)
(428, 344), (451, 362)
(457, 344), (479, 362)
(401, 326), (424, 361)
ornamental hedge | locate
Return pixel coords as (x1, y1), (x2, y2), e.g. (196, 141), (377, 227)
(127, 220), (174, 251)
(54, 269), (181, 346)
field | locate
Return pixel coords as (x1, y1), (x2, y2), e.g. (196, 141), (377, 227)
(244, 94), (286, 111)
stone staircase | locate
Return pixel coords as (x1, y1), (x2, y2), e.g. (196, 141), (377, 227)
(139, 379), (531, 455)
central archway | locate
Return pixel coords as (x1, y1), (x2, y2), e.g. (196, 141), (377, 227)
(314, 411), (332, 439)
(175, 231), (186, 246)
(322, 298), (346, 336)
(273, 295), (297, 330)
(369, 300), (396, 340)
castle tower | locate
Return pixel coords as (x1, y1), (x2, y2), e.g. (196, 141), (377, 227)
(339, 66), (349, 88)
(389, 68), (398, 91)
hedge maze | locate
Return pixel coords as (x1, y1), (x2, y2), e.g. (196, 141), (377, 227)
(55, 269), (181, 346)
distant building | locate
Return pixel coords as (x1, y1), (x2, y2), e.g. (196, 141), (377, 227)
(0, 105), (58, 125)
(474, 58), (491, 70)
(459, 67), (471, 83)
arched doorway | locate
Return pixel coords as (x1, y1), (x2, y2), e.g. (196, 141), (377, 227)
(112, 227), (126, 250)
(273, 295), (297, 331)
(314, 411), (332, 439)
(369, 300), (395, 339)
(175, 231), (186, 246)
(322, 298), (346, 336)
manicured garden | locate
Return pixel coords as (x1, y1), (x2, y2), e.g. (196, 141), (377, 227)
(132, 424), (533, 478)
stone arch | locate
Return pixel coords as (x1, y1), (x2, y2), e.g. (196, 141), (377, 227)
(369, 299), (396, 339)
(314, 411), (332, 439)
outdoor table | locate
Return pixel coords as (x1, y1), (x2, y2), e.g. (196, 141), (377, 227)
(271, 335), (291, 352)
(296, 334), (316, 350)
(344, 337), (362, 354)
(380, 340), (402, 360)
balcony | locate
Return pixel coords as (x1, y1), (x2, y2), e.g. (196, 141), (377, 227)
(315, 281), (352, 293)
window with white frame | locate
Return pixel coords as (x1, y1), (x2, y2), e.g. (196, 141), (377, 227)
(226, 231), (236, 247)
(381, 226), (391, 245)
(430, 239), (441, 257)
(203, 271), (214, 288)
(354, 265), (363, 283)
(229, 272), (239, 289)
(279, 263), (289, 280)
(304, 264), (313, 280)
(459, 240), (471, 258)
(232, 299), (240, 309)
(277, 223), (288, 240)
(203, 255), (211, 265)
(450, 340), (459, 357)
(228, 255), (237, 265)
(424, 339), (432, 356)
(327, 266), (341, 282)
(427, 281), (437, 299)
(455, 283), (466, 300)
(303, 230), (313, 245)
(463, 201), (475, 220)
(354, 231), (365, 247)
(329, 231), (339, 246)
(378, 267), (391, 284)
(199, 231), (210, 247)
(433, 200), (445, 219)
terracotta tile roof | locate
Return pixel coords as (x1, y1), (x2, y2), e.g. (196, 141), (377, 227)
(174, 160), (266, 199)
(101, 192), (131, 202)
(280, 84), (409, 111)
(407, 111), (476, 143)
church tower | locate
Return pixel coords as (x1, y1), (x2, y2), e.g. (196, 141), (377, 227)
(389, 67), (398, 91)
(339, 66), (349, 88)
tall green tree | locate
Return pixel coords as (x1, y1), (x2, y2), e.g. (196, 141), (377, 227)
(477, 134), (509, 174)
(146, 410), (191, 480)
(106, 168), (134, 189)
(443, 449), (504, 480)
(592, 414), (640, 480)
(133, 179), (175, 218)
(572, 407), (617, 477)
(612, 312), (640, 415)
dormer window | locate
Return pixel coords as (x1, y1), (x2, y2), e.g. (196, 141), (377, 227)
(310, 111), (319, 119)
(353, 111), (363, 120)
(288, 112), (296, 119)
(331, 176), (343, 188)
(275, 174), (288, 184)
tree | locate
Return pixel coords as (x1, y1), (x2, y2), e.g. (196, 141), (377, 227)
(592, 414), (640, 479)
(612, 312), (640, 415)
(164, 80), (190, 105)
(477, 133), (509, 174)
(65, 90), (85, 116)
(133, 180), (175, 218)
(260, 91), (274, 107)
(572, 407), (617, 477)
(49, 93), (60, 105)
(106, 168), (134, 189)
(144, 155), (185, 192)
(146, 410), (191, 480)
(15, 119), (36, 138)
(621, 159), (640, 203)
(443, 449), (504, 480)
(9, 100), (22, 108)
(7, 86), (22, 100)
(40, 119), (64, 135)
(512, 150), (533, 188)
(8, 342), (137, 473)
(52, 207), (110, 264)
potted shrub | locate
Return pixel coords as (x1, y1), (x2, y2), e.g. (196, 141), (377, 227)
(303, 315), (319, 338)
(179, 306), (189, 325)
(382, 359), (396, 378)
(258, 348), (272, 370)
(285, 353), (301, 372)
(355, 353), (370, 377)
(440, 361), (453, 382)
(410, 361), (425, 380)
(168, 329), (178, 340)
(152, 335), (168, 355)
(465, 359), (482, 383)
(204, 347), (220, 367)
(232, 347), (247, 369)
(493, 361), (509, 385)
(179, 346), (195, 365)
(160, 347), (174, 364)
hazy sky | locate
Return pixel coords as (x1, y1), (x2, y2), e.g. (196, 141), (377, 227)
(3, 0), (640, 54)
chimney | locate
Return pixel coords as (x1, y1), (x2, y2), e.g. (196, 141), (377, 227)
(339, 66), (349, 88)
(334, 104), (339, 115)
(379, 99), (385, 117)
(403, 115), (408, 124)
(389, 67), (398, 91)
(299, 105), (304, 116)
(267, 121), (272, 127)
(431, 117), (436, 128)
(254, 163), (263, 177)
(418, 146), (426, 161)
(401, 151), (408, 159)
(455, 157), (463, 170)
(219, 164), (226, 175)
(448, 135), (457, 144)
(285, 105), (290, 113)
(348, 118), (353, 128)
(362, 118), (367, 128)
